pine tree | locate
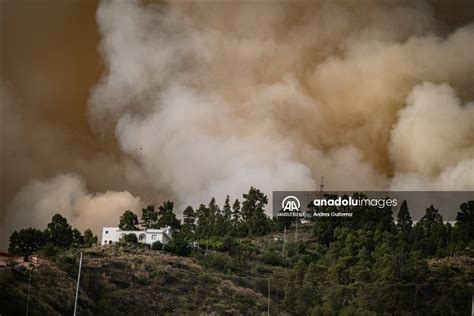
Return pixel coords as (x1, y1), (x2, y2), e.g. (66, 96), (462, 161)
(231, 199), (241, 234)
(83, 229), (98, 247)
(119, 210), (139, 231)
(47, 213), (74, 248)
(241, 187), (270, 236)
(72, 229), (84, 245)
(208, 197), (224, 236)
(156, 200), (181, 230)
(415, 205), (446, 256)
(455, 200), (474, 243)
(141, 205), (157, 229)
(223, 195), (232, 222)
(397, 200), (413, 232)
(182, 205), (196, 237)
(196, 203), (210, 238)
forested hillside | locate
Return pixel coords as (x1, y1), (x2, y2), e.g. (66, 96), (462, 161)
(2, 189), (473, 315)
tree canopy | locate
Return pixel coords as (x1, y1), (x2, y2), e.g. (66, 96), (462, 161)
(47, 213), (74, 248)
(119, 210), (139, 230)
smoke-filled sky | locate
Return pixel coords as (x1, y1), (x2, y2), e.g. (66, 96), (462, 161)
(1, 0), (474, 246)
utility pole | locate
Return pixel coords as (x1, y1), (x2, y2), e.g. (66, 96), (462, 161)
(73, 251), (83, 316)
(26, 268), (32, 316)
(471, 293), (473, 316)
(413, 285), (418, 309)
(471, 294), (474, 315)
(267, 278), (270, 316)
(294, 215), (298, 242)
(320, 176), (324, 199)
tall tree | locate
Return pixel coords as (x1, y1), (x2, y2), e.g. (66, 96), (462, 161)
(418, 205), (444, 231)
(47, 213), (74, 248)
(221, 195), (233, 235)
(141, 205), (158, 229)
(83, 229), (98, 247)
(378, 199), (396, 232)
(397, 200), (413, 232)
(222, 195), (232, 222)
(119, 210), (139, 230)
(72, 228), (84, 245)
(455, 200), (474, 243)
(414, 205), (446, 255)
(196, 203), (210, 238)
(241, 187), (270, 236)
(232, 199), (241, 232)
(208, 197), (224, 236)
(182, 205), (196, 237)
(156, 200), (181, 230)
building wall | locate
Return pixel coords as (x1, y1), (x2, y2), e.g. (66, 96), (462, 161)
(101, 227), (172, 245)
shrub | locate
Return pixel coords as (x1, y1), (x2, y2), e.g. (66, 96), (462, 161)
(163, 242), (177, 253)
(135, 273), (151, 286)
(204, 253), (236, 273)
(233, 288), (256, 306)
(163, 238), (191, 256)
(198, 238), (224, 251)
(262, 250), (283, 266)
(285, 241), (304, 257)
(42, 242), (58, 258)
(122, 233), (138, 243)
(151, 241), (163, 250)
(221, 235), (238, 252)
(198, 273), (219, 284)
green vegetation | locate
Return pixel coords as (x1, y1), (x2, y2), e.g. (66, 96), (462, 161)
(121, 233), (138, 244)
(3, 188), (473, 315)
(118, 210), (139, 230)
(183, 187), (273, 240)
(8, 213), (98, 259)
(83, 229), (98, 248)
(8, 228), (46, 260)
(150, 241), (163, 251)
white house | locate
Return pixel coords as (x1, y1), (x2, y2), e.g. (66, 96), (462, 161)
(101, 226), (172, 245)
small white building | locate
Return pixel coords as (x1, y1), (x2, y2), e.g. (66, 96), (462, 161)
(101, 226), (172, 245)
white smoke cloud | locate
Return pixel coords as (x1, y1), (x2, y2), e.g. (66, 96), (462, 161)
(88, 0), (474, 209)
(115, 83), (316, 207)
(390, 82), (474, 176)
(3, 174), (141, 241)
(389, 82), (474, 190)
(390, 159), (474, 191)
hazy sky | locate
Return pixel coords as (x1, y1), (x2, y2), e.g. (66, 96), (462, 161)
(1, 0), (104, 202)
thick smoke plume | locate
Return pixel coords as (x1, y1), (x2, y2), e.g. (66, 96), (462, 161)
(2, 0), (474, 244)
(5, 173), (141, 238)
(89, 0), (474, 201)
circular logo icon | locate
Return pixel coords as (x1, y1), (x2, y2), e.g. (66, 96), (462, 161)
(282, 195), (301, 211)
